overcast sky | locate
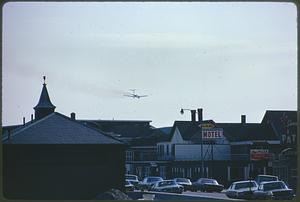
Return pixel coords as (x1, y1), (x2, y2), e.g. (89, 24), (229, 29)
(2, 2), (297, 127)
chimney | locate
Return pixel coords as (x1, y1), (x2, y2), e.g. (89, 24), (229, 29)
(23, 117), (25, 125)
(197, 108), (203, 122)
(191, 110), (196, 122)
(71, 112), (76, 120)
(241, 115), (246, 124)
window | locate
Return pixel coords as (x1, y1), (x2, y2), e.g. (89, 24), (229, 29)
(126, 151), (134, 161)
(172, 144), (175, 155)
(160, 166), (166, 179)
(166, 145), (169, 155)
(235, 182), (257, 190)
(144, 167), (151, 177)
(291, 169), (297, 178)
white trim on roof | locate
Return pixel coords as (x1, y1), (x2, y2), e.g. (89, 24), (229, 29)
(79, 119), (152, 123)
(130, 146), (156, 149)
(230, 140), (280, 145)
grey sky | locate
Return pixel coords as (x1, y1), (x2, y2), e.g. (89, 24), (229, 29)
(3, 2), (297, 127)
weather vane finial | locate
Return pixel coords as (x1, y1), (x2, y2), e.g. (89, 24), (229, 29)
(43, 76), (46, 84)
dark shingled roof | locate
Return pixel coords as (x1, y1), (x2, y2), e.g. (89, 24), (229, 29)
(79, 120), (153, 139)
(34, 83), (56, 109)
(167, 120), (278, 143)
(78, 120), (171, 146)
(261, 110), (297, 137)
(130, 128), (171, 146)
(216, 123), (278, 142)
(2, 112), (124, 145)
(158, 127), (172, 135)
(168, 120), (216, 141)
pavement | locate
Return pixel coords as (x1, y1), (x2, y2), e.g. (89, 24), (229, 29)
(127, 190), (244, 200)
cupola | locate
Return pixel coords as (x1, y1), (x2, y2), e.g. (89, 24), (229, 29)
(33, 76), (56, 120)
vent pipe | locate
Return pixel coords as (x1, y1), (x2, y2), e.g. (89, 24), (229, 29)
(71, 112), (76, 120)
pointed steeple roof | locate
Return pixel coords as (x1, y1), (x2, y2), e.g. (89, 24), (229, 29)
(34, 76), (56, 110)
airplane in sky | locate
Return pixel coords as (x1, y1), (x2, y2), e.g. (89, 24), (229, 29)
(123, 89), (148, 99)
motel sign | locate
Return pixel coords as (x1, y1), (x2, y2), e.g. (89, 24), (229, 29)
(202, 128), (223, 139)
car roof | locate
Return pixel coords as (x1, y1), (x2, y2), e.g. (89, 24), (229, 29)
(232, 180), (256, 184)
(257, 175), (278, 178)
(198, 178), (216, 180)
(126, 174), (138, 177)
(260, 181), (284, 185)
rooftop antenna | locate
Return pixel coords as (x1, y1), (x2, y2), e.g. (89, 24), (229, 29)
(43, 76), (46, 85)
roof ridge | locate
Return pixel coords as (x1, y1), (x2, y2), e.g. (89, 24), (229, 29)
(4, 113), (56, 140)
(78, 119), (152, 123)
(266, 110), (297, 112)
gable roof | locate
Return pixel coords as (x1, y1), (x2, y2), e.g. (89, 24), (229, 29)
(216, 123), (278, 142)
(77, 120), (173, 146)
(79, 119), (153, 139)
(168, 120), (216, 141)
(130, 128), (171, 146)
(261, 110), (297, 137)
(167, 120), (278, 143)
(2, 112), (124, 145)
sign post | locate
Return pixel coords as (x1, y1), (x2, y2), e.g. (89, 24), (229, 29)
(200, 123), (223, 178)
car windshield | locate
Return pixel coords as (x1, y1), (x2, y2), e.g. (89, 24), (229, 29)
(257, 176), (278, 183)
(176, 178), (190, 183)
(263, 182), (286, 191)
(200, 179), (218, 184)
(147, 177), (162, 182)
(235, 182), (256, 190)
(159, 181), (176, 187)
(126, 175), (137, 180)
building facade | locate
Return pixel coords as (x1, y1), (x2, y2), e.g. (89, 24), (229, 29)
(2, 79), (126, 199)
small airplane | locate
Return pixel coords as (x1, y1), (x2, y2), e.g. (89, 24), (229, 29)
(123, 89), (148, 99)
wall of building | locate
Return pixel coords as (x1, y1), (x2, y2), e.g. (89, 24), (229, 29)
(175, 144), (231, 161)
(3, 144), (126, 199)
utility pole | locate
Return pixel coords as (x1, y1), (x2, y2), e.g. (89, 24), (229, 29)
(211, 141), (214, 178)
(200, 124), (204, 178)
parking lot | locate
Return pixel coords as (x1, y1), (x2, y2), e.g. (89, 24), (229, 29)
(128, 190), (243, 200)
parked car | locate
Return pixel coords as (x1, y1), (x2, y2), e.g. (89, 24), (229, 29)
(125, 180), (135, 192)
(225, 180), (258, 199)
(151, 180), (184, 194)
(191, 178), (224, 192)
(125, 174), (140, 187)
(173, 178), (192, 191)
(253, 181), (295, 200)
(254, 174), (279, 185)
(138, 176), (163, 191)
